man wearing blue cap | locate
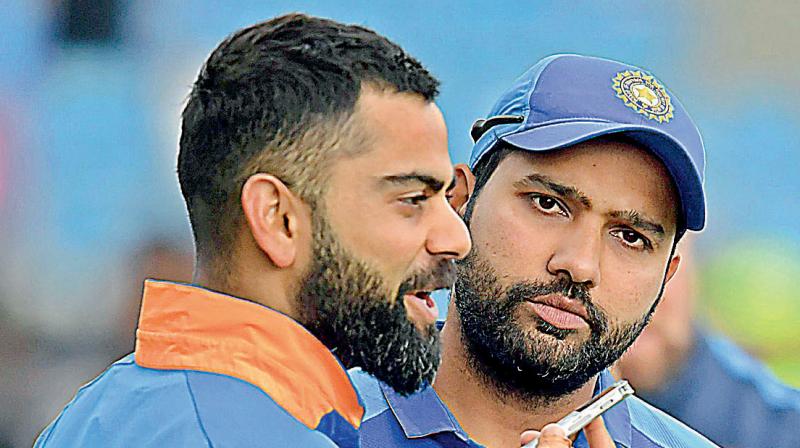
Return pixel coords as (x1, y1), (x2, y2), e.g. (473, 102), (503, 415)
(352, 54), (719, 447)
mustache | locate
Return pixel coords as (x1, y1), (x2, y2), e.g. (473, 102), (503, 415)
(399, 259), (457, 295)
(509, 276), (591, 303)
(506, 276), (608, 333)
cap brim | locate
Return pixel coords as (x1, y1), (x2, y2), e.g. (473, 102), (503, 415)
(501, 120), (705, 231)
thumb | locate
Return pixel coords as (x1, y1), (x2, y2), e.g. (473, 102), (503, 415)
(584, 416), (615, 448)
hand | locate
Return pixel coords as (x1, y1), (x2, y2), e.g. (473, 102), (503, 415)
(520, 417), (615, 447)
(520, 423), (570, 447)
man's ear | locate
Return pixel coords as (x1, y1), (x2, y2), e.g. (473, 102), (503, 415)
(240, 174), (301, 268)
(451, 164), (476, 216)
(663, 252), (682, 284)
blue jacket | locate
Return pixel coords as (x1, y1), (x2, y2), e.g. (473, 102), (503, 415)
(35, 281), (364, 447)
(640, 328), (800, 448)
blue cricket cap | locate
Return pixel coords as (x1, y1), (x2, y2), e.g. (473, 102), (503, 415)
(469, 54), (706, 231)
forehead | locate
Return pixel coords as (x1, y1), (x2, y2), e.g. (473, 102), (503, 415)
(351, 88), (451, 176)
(493, 139), (679, 227)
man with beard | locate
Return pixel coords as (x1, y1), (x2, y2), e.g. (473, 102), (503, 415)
(352, 54), (719, 447)
(34, 14), (470, 447)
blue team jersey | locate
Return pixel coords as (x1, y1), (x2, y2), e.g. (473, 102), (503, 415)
(641, 328), (800, 448)
(34, 281), (364, 447)
(350, 368), (718, 448)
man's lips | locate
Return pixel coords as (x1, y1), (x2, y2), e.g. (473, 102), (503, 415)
(526, 294), (590, 330)
(403, 290), (439, 328)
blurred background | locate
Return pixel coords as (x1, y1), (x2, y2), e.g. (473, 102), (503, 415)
(1, 1), (799, 446)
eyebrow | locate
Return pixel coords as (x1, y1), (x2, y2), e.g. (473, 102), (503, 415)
(381, 172), (454, 193)
(513, 173), (592, 208)
(609, 210), (666, 239)
(516, 173), (667, 240)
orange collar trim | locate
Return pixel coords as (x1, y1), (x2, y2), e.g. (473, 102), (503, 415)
(134, 280), (363, 430)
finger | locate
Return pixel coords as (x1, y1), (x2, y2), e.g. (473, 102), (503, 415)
(520, 430), (540, 445)
(535, 434), (572, 447)
(583, 416), (615, 448)
(539, 423), (567, 438)
(535, 424), (571, 447)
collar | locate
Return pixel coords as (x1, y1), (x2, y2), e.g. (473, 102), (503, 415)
(381, 369), (632, 447)
(382, 381), (472, 442)
(134, 280), (364, 430)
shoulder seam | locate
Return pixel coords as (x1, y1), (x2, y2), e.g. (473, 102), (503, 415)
(183, 371), (215, 448)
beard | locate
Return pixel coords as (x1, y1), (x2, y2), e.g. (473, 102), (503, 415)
(453, 248), (656, 403)
(297, 215), (453, 396)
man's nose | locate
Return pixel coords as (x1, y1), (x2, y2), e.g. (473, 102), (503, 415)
(426, 198), (472, 260)
(546, 223), (601, 288)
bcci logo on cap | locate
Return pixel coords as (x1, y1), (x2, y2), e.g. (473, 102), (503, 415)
(612, 70), (674, 123)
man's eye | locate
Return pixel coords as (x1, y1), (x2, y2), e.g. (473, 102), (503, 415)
(529, 194), (568, 217)
(611, 229), (650, 250)
(400, 194), (428, 206)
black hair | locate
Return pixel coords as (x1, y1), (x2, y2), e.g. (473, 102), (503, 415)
(462, 142), (512, 224)
(177, 13), (440, 264)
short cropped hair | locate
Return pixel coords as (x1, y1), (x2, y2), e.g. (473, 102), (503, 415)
(463, 143), (511, 224)
(178, 13), (439, 262)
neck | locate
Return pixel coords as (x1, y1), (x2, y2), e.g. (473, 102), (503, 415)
(433, 313), (597, 448)
(193, 255), (299, 321)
